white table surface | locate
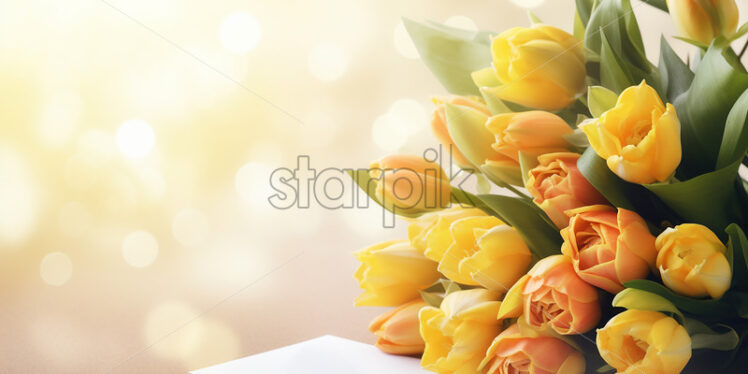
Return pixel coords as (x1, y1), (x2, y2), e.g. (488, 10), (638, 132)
(192, 335), (428, 373)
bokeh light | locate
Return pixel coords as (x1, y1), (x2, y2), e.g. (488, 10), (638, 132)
(510, 0), (546, 9)
(40, 252), (73, 286)
(219, 12), (262, 54)
(116, 120), (155, 160)
(57, 202), (92, 238)
(37, 91), (81, 148)
(172, 208), (210, 249)
(0, 147), (40, 247)
(371, 113), (409, 152)
(388, 98), (427, 135)
(145, 301), (202, 360)
(308, 42), (349, 81)
(393, 21), (419, 59)
(235, 161), (275, 209)
(122, 230), (159, 268)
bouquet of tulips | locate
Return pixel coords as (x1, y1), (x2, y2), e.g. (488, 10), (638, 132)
(350, 1), (748, 373)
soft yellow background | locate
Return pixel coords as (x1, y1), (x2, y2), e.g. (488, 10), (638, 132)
(0, 0), (745, 372)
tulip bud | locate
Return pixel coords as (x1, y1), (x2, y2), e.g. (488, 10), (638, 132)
(481, 323), (586, 374)
(655, 223), (731, 299)
(369, 299), (428, 355)
(354, 240), (441, 306)
(561, 205), (657, 294)
(526, 152), (608, 228)
(485, 111), (573, 186)
(498, 255), (601, 335)
(431, 96), (491, 169)
(419, 289), (502, 373)
(438, 217), (532, 291)
(369, 154), (452, 215)
(597, 309), (691, 374)
(490, 24), (585, 110)
(581, 81), (682, 184)
(667, 0), (739, 45)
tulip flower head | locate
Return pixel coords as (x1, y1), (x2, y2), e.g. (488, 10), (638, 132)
(369, 154), (452, 215)
(484, 111), (574, 186)
(438, 218), (533, 291)
(354, 240), (441, 306)
(655, 223), (731, 299)
(581, 81), (682, 184)
(369, 299), (428, 355)
(499, 255), (601, 335)
(667, 0), (739, 45)
(597, 309), (691, 374)
(561, 205), (657, 294)
(490, 24), (586, 110)
(419, 288), (502, 374)
(481, 322), (586, 374)
(526, 152), (608, 228)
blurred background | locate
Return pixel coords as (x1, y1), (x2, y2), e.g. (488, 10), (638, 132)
(0, 0), (746, 372)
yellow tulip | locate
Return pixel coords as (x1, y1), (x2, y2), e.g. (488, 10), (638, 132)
(369, 154), (452, 215)
(581, 81), (682, 184)
(354, 240), (441, 306)
(597, 310), (691, 374)
(369, 299), (428, 355)
(667, 0), (739, 45)
(561, 205), (657, 294)
(490, 24), (585, 110)
(481, 323), (586, 374)
(439, 217), (532, 291)
(526, 152), (608, 228)
(655, 223), (731, 299)
(485, 111), (573, 186)
(431, 96), (492, 169)
(498, 255), (600, 335)
(407, 206), (487, 258)
(419, 289), (502, 374)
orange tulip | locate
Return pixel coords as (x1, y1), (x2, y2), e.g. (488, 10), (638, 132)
(526, 152), (608, 228)
(481, 323), (586, 374)
(498, 255), (600, 335)
(369, 299), (428, 355)
(430, 96), (491, 169)
(561, 205), (656, 294)
(369, 154), (452, 215)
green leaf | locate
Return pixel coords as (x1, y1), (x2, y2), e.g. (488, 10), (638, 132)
(587, 85), (619, 117)
(574, 10), (586, 42)
(444, 103), (493, 169)
(471, 67), (502, 88)
(599, 31), (634, 93)
(346, 169), (420, 218)
(450, 187), (493, 215)
(577, 147), (635, 210)
(477, 194), (563, 259)
(480, 87), (513, 115)
(527, 11), (542, 25)
(645, 157), (743, 235)
(613, 288), (684, 321)
(519, 152), (539, 187)
(641, 0), (668, 12)
(576, 0), (596, 25)
(563, 127), (590, 148)
(475, 173), (492, 194)
(624, 279), (735, 320)
(585, 0), (650, 73)
(420, 278), (473, 307)
(658, 35), (694, 102)
(716, 89), (748, 170)
(673, 36), (709, 49)
(727, 224), (748, 290)
(675, 44), (748, 176)
(403, 18), (492, 96)
(685, 318), (740, 351)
